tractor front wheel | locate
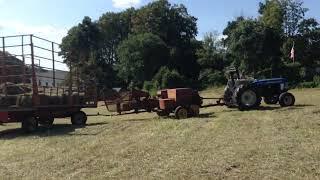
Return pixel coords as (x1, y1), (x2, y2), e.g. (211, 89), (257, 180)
(279, 92), (295, 107)
(71, 111), (87, 126)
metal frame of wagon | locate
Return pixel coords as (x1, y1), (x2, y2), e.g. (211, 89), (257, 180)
(0, 34), (98, 132)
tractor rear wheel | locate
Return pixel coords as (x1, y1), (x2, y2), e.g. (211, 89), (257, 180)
(174, 106), (188, 119)
(236, 86), (261, 110)
(22, 116), (38, 133)
(71, 111), (87, 126)
(279, 92), (295, 107)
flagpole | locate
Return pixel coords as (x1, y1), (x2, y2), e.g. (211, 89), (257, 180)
(293, 41), (295, 63)
(290, 41), (295, 64)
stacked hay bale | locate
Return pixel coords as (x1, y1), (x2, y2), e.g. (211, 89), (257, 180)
(0, 83), (88, 108)
(0, 83), (32, 108)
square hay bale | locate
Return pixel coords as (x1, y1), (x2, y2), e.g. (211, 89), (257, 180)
(0, 95), (18, 107)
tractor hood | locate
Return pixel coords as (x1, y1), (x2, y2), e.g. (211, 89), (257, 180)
(252, 78), (289, 90)
(252, 78), (288, 85)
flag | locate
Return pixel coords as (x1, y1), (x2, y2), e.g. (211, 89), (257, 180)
(290, 42), (295, 62)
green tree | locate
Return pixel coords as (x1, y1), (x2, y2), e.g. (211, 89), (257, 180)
(196, 32), (228, 87)
(116, 33), (170, 88)
(60, 17), (100, 64)
(280, 0), (308, 37)
(259, 0), (284, 32)
(132, 0), (197, 47)
(60, 16), (100, 82)
(131, 0), (200, 80)
(151, 66), (186, 89)
(197, 32), (226, 70)
(97, 9), (134, 65)
(298, 18), (320, 67)
(223, 18), (282, 77)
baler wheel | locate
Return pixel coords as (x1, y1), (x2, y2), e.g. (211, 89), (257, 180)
(174, 106), (188, 119)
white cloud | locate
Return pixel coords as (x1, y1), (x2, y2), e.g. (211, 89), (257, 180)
(0, 20), (68, 43)
(112, 0), (141, 9)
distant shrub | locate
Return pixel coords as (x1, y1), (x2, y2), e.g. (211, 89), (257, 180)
(297, 82), (317, 88)
(199, 69), (227, 88)
(143, 81), (157, 96)
(143, 67), (190, 94)
(297, 76), (320, 88)
(152, 67), (186, 89)
(313, 75), (320, 87)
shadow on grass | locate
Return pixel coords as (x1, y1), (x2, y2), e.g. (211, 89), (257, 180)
(198, 112), (216, 118)
(245, 104), (315, 112)
(294, 104), (315, 107)
(108, 110), (153, 117)
(159, 112), (216, 120)
(123, 118), (156, 122)
(0, 122), (110, 139)
(256, 106), (282, 111)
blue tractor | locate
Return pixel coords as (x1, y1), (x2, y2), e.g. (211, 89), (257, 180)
(223, 67), (295, 110)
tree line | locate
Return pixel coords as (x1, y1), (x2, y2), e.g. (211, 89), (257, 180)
(60, 0), (320, 92)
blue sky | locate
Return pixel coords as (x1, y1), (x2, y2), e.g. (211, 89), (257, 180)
(0, 0), (319, 43)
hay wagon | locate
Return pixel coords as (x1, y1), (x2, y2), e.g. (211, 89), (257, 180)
(0, 35), (97, 132)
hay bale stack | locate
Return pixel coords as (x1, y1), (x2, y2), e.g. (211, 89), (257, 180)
(0, 95), (18, 107)
(0, 83), (31, 95)
(0, 82), (88, 107)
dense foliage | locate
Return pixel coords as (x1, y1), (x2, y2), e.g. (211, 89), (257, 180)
(60, 0), (320, 91)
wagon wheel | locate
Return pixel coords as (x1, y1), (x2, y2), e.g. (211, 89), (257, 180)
(39, 113), (54, 129)
(22, 116), (38, 133)
(71, 111), (87, 126)
(174, 106), (188, 119)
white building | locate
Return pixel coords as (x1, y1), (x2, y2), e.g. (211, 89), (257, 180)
(36, 68), (68, 87)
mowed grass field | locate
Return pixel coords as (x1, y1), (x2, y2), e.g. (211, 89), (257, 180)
(1, 88), (320, 179)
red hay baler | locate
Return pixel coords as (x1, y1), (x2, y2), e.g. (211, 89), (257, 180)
(156, 88), (203, 119)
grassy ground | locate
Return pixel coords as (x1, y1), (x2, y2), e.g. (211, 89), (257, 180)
(1, 88), (320, 179)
